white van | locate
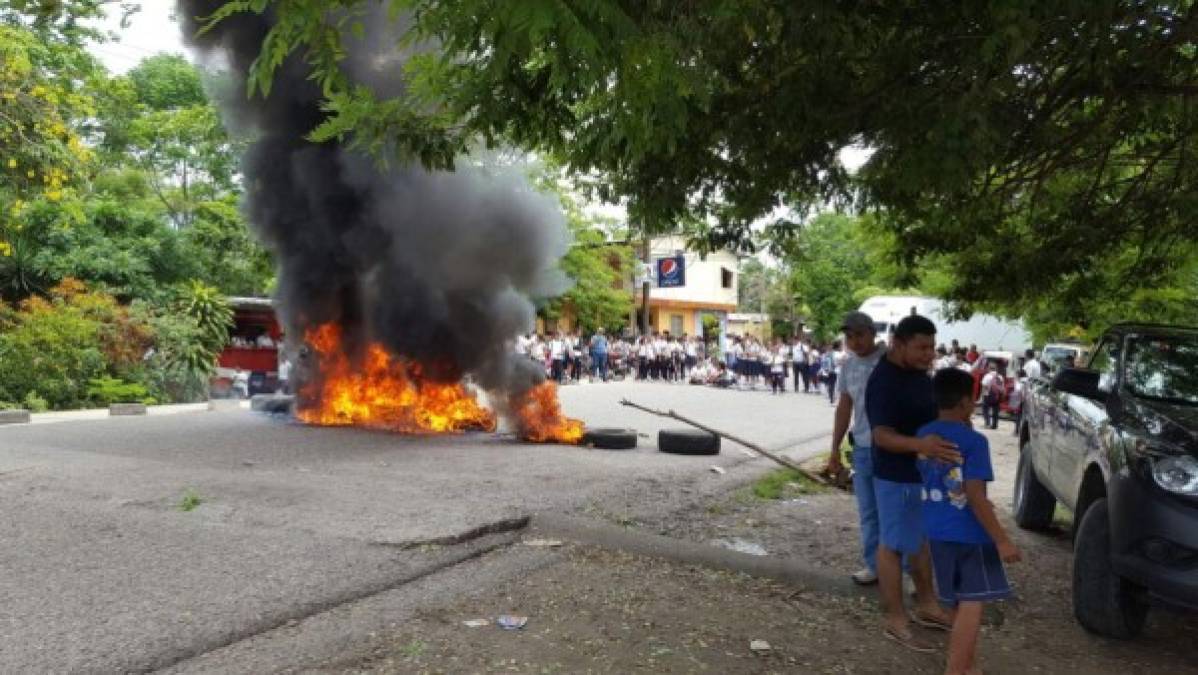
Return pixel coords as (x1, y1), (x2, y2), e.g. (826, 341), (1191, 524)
(858, 295), (1033, 353)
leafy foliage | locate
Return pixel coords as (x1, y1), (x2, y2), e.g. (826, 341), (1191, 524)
(86, 375), (151, 405)
(177, 280), (233, 354)
(534, 167), (634, 333)
(215, 0), (1198, 327)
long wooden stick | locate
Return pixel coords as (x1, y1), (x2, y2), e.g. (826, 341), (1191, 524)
(619, 398), (829, 485)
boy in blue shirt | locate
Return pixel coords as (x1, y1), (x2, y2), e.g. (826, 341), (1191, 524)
(918, 368), (1022, 675)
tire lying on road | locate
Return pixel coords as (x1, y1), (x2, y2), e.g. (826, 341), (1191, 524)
(658, 428), (721, 456)
(581, 427), (638, 450)
(250, 394), (295, 414)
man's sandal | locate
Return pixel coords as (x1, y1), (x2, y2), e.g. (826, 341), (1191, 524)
(910, 611), (953, 632)
(883, 626), (936, 653)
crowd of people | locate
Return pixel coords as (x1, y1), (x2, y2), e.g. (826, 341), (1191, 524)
(513, 328), (864, 399)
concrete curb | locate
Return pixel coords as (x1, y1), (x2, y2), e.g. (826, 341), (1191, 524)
(109, 403), (148, 416)
(0, 409), (32, 425)
(529, 512), (862, 599)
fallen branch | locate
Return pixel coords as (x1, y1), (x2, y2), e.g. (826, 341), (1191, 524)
(619, 398), (830, 486)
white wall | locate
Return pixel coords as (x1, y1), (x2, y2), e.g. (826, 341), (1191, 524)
(648, 236), (739, 307)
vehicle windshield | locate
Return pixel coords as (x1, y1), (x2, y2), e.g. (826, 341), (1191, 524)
(1123, 335), (1198, 406)
(1042, 346), (1076, 366)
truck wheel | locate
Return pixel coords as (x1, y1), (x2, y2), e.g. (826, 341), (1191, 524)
(1013, 441), (1056, 530)
(1072, 498), (1149, 639)
(657, 428), (721, 455)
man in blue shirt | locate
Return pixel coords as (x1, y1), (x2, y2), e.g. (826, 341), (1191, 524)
(918, 367), (1022, 674)
(866, 315), (962, 652)
(589, 328), (609, 382)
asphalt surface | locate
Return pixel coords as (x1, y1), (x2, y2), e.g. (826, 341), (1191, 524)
(0, 380), (835, 672)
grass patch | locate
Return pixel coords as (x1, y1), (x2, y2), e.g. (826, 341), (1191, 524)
(400, 640), (426, 658)
(751, 468), (827, 500)
(178, 489), (203, 512)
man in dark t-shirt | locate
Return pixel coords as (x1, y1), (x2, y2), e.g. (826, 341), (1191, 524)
(865, 314), (963, 652)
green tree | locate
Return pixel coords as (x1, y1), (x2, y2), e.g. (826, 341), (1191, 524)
(0, 24), (95, 262)
(211, 1), (1198, 320)
(788, 214), (873, 343)
(534, 167), (634, 333)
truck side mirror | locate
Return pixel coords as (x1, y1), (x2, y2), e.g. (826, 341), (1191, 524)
(1054, 367), (1102, 399)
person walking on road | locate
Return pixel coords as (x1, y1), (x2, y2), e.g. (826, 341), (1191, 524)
(589, 328), (609, 382)
(1022, 348), (1042, 380)
(865, 314), (961, 653)
(825, 311), (887, 586)
(980, 363), (1005, 430)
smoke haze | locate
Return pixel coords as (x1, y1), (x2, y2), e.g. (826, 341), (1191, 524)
(176, 2), (569, 404)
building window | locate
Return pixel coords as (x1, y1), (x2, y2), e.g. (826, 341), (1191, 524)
(721, 267), (734, 289)
(670, 314), (684, 336)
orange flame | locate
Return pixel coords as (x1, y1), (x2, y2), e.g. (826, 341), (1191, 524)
(513, 381), (585, 444)
(297, 323), (497, 434)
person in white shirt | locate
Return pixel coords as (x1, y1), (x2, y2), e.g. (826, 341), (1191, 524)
(1022, 349), (1042, 380)
(515, 332), (532, 356)
(277, 356), (292, 394)
(232, 368), (250, 399)
(636, 337), (653, 380)
(769, 341), (787, 394)
(808, 345), (822, 392)
(980, 363), (1006, 429)
(825, 311), (886, 586)
(547, 332), (566, 383)
(684, 336), (699, 378)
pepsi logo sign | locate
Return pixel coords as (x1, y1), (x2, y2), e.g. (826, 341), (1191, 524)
(656, 256), (685, 287)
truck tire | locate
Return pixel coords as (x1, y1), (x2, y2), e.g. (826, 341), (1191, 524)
(1072, 498), (1149, 639)
(658, 429), (721, 455)
(1013, 440), (1056, 530)
(581, 427), (638, 450)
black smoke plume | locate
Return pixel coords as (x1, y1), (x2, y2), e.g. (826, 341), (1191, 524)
(176, 2), (568, 409)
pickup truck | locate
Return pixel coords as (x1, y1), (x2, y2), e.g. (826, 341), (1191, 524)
(1013, 323), (1198, 638)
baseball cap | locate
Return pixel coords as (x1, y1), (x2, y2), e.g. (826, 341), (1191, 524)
(841, 311), (875, 333)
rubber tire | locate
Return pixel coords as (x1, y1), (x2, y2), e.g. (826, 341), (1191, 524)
(1013, 440), (1056, 530)
(1072, 498), (1149, 639)
(582, 427), (638, 450)
(657, 428), (721, 456)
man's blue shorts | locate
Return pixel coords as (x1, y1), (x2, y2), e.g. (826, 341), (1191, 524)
(874, 478), (925, 555)
(929, 540), (1013, 605)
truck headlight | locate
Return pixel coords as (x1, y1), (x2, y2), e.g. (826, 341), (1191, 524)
(1152, 455), (1198, 496)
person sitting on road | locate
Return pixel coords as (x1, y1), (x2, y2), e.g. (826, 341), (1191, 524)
(917, 368), (1022, 675)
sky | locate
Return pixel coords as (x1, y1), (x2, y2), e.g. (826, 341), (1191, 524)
(89, 2), (191, 74)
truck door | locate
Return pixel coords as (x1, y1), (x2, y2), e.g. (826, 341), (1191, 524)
(1051, 337), (1119, 500)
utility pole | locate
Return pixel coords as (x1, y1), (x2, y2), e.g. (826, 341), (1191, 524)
(640, 236), (652, 337)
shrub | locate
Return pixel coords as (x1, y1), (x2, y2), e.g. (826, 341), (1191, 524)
(86, 376), (150, 405)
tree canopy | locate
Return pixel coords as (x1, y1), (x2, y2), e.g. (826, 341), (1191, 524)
(205, 0), (1198, 326)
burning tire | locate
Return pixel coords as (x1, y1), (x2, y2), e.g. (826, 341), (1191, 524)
(251, 394), (295, 414)
(658, 428), (721, 456)
(581, 427), (638, 450)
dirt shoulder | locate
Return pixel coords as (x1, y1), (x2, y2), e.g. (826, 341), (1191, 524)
(323, 423), (1198, 674)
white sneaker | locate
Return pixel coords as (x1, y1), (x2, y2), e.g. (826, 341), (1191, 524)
(851, 568), (878, 585)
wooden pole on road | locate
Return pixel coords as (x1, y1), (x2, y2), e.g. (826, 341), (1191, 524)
(619, 398), (830, 486)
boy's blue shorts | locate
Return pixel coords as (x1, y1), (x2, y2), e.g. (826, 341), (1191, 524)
(874, 478), (925, 555)
(930, 540), (1012, 605)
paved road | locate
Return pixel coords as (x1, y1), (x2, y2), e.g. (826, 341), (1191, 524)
(0, 381), (835, 672)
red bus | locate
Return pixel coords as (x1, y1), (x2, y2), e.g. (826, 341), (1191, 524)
(214, 297), (284, 396)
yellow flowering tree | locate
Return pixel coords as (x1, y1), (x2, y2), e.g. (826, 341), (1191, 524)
(0, 24), (94, 262)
